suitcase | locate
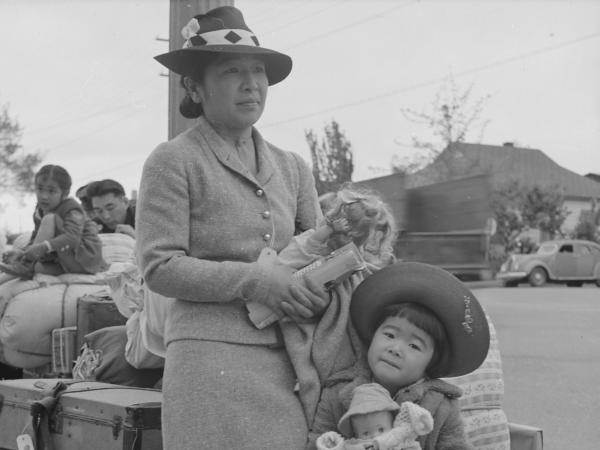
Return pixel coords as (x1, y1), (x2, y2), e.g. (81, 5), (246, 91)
(76, 294), (128, 352)
(0, 378), (162, 450)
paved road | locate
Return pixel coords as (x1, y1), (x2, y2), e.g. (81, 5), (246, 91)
(471, 286), (600, 450)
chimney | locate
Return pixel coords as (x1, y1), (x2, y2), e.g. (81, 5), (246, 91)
(503, 142), (514, 147)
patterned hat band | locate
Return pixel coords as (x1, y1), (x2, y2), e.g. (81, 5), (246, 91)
(183, 29), (260, 48)
(181, 16), (259, 48)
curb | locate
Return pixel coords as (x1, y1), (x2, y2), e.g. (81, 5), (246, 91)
(464, 280), (503, 289)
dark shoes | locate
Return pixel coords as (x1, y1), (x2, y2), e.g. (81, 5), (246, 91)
(0, 260), (35, 280)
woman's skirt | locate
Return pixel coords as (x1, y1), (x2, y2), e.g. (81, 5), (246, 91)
(162, 339), (308, 449)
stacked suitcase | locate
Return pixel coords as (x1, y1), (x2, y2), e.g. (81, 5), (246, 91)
(0, 293), (162, 449)
(0, 378), (162, 450)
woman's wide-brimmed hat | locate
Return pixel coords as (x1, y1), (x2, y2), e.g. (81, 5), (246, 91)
(350, 262), (490, 378)
(154, 6), (292, 85)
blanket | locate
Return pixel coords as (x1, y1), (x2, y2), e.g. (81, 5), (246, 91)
(280, 264), (379, 426)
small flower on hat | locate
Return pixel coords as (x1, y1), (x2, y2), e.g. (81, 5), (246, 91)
(181, 17), (201, 40)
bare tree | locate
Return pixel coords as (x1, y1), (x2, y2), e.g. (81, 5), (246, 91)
(306, 120), (353, 195)
(392, 73), (491, 174)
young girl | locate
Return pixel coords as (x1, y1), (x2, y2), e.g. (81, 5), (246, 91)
(0, 165), (107, 280)
(308, 262), (491, 450)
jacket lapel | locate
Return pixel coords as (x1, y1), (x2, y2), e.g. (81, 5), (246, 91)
(252, 128), (274, 186)
(193, 117), (274, 187)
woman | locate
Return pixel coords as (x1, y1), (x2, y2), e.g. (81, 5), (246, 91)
(136, 6), (329, 449)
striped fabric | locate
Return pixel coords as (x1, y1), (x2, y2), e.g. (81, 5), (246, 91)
(444, 316), (510, 450)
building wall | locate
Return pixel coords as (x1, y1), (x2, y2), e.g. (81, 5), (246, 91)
(563, 198), (595, 233)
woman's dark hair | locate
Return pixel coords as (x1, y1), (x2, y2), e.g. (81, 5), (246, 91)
(372, 302), (449, 378)
(35, 165), (72, 195)
(178, 53), (221, 119)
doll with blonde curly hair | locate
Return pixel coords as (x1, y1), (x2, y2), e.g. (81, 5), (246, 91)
(279, 186), (397, 271)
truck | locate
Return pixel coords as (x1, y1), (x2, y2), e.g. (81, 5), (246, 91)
(353, 173), (494, 280)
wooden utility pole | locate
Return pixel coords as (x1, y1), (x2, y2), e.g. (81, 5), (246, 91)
(168, 0), (233, 139)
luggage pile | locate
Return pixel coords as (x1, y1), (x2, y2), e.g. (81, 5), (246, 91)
(0, 233), (139, 374)
(0, 233), (166, 450)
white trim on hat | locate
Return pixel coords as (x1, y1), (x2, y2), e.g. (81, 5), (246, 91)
(182, 29), (258, 49)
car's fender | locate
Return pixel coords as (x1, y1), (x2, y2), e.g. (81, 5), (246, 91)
(520, 259), (555, 279)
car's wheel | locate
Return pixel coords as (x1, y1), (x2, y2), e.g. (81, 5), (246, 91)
(595, 279), (600, 287)
(503, 280), (519, 287)
(528, 267), (547, 287)
(566, 281), (583, 287)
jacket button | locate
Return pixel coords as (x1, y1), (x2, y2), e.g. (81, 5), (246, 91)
(256, 189), (264, 197)
(262, 211), (271, 219)
(263, 233), (272, 242)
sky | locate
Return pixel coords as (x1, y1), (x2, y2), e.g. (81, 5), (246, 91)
(1, 0), (600, 232)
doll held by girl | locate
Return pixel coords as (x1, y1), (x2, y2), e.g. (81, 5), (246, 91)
(316, 383), (433, 450)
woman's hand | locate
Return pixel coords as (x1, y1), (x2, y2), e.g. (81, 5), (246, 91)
(254, 247), (331, 323)
(256, 261), (299, 320)
(281, 276), (330, 322)
(255, 261), (327, 323)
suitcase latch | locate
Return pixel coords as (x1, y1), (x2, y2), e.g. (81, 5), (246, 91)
(112, 415), (123, 439)
(50, 404), (63, 434)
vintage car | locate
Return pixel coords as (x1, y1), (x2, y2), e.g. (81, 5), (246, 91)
(496, 239), (600, 287)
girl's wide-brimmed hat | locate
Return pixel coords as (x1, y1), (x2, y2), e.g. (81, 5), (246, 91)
(338, 383), (400, 437)
(351, 262), (490, 378)
(154, 6), (292, 85)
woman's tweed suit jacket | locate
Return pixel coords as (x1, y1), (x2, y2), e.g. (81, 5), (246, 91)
(136, 117), (321, 347)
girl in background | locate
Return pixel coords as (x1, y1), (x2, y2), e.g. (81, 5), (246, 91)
(0, 164), (107, 280)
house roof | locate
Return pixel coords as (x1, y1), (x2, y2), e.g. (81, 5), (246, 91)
(585, 173), (600, 184)
(407, 142), (600, 199)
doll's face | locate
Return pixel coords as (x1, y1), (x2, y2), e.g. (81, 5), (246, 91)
(351, 410), (394, 440)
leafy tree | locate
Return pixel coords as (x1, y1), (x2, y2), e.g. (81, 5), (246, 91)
(573, 200), (600, 242)
(521, 184), (569, 239)
(306, 120), (353, 195)
(392, 73), (491, 174)
(490, 180), (524, 247)
(0, 103), (43, 194)
(491, 181), (569, 252)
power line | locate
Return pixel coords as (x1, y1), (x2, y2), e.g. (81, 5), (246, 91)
(246, 1), (301, 27)
(72, 158), (143, 187)
(27, 101), (142, 136)
(260, 0), (347, 36)
(70, 29), (600, 183)
(25, 72), (164, 138)
(42, 108), (144, 156)
(263, 29), (600, 128)
(281, 0), (419, 51)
